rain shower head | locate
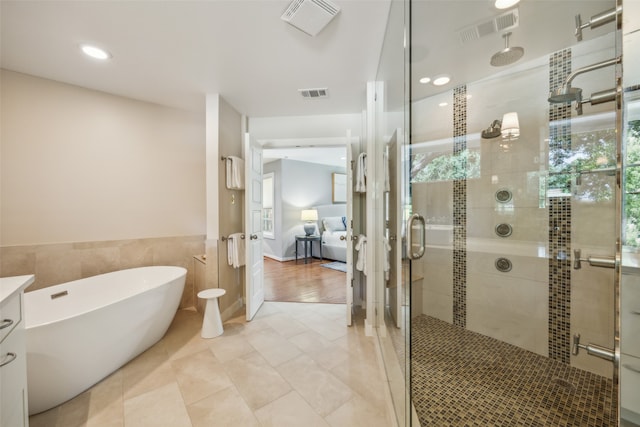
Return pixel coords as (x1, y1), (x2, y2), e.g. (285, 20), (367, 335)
(547, 57), (620, 111)
(548, 85), (583, 103)
(490, 32), (524, 67)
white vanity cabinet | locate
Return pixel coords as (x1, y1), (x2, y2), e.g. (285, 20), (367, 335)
(1, 275), (34, 427)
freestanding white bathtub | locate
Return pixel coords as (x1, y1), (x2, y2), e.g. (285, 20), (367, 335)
(24, 266), (187, 415)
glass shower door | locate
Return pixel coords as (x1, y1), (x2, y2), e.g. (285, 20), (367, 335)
(408, 0), (621, 425)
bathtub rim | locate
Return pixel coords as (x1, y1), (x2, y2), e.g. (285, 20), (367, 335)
(24, 265), (187, 329)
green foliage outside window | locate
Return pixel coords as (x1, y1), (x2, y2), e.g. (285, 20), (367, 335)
(624, 120), (640, 247)
(411, 149), (480, 183)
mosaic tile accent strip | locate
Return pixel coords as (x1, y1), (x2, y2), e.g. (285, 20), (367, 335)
(411, 315), (617, 426)
(453, 85), (467, 328)
(548, 48), (573, 363)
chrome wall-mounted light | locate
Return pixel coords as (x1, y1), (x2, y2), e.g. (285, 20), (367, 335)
(481, 120), (502, 139)
(501, 112), (520, 138)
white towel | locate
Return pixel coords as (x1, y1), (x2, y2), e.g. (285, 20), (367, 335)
(225, 156), (244, 190)
(384, 149), (390, 193)
(355, 234), (367, 274)
(226, 233), (245, 268)
(383, 237), (391, 281)
(355, 153), (367, 193)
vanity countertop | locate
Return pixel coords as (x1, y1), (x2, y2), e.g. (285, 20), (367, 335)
(0, 275), (34, 303)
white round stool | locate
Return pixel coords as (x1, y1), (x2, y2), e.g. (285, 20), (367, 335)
(197, 288), (226, 339)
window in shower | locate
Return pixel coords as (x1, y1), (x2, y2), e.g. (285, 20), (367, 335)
(624, 119), (640, 248)
(411, 147), (480, 183)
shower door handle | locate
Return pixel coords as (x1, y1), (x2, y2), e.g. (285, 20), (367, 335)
(407, 213), (426, 260)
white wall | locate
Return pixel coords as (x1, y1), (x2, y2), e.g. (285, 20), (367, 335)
(0, 70), (206, 246)
(249, 113), (363, 140)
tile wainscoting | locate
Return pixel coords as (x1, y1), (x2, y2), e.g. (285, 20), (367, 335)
(0, 235), (205, 309)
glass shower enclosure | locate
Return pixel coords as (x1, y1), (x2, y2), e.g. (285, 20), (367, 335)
(373, 0), (639, 425)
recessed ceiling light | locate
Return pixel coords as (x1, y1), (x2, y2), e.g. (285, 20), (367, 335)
(439, 102), (448, 107)
(432, 75), (451, 86)
(419, 77), (431, 84)
(494, 0), (520, 9)
(340, 157), (346, 160)
(80, 44), (111, 60)
(466, 94), (472, 99)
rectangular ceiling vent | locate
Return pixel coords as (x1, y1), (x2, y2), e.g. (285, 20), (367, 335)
(457, 8), (519, 44)
(281, 0), (341, 36)
(299, 88), (329, 99)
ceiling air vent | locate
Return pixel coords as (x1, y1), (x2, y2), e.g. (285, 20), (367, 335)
(457, 8), (519, 44)
(281, 0), (341, 36)
(299, 88), (329, 99)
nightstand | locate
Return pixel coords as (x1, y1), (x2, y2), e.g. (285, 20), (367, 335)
(295, 235), (322, 264)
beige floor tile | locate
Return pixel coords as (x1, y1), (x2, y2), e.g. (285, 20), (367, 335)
(28, 407), (60, 427)
(223, 352), (292, 410)
(171, 349), (234, 405)
(86, 371), (124, 427)
(311, 303), (347, 322)
(325, 393), (393, 427)
(29, 304), (397, 427)
(254, 390), (330, 427)
(245, 328), (302, 366)
(123, 382), (191, 427)
(288, 330), (334, 354)
(330, 355), (388, 409)
(122, 360), (176, 400)
(277, 354), (353, 417)
(307, 342), (351, 371)
(207, 333), (255, 362)
(186, 385), (260, 427)
(161, 310), (210, 361)
(252, 302), (282, 319)
(54, 391), (91, 427)
(264, 312), (309, 337)
(297, 312), (348, 341)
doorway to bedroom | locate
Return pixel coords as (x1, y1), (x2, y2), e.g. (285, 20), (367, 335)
(261, 144), (350, 304)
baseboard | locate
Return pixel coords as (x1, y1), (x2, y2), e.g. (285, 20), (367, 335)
(220, 297), (243, 321)
(263, 254), (296, 262)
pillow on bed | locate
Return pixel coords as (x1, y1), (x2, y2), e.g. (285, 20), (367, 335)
(323, 216), (347, 232)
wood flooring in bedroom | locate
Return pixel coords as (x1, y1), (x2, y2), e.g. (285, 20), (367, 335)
(263, 257), (347, 304)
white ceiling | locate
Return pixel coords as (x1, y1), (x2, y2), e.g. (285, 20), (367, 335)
(1, 0), (622, 121)
(0, 0), (391, 117)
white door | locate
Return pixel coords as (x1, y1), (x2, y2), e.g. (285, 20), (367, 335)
(345, 130), (354, 326)
(245, 132), (264, 321)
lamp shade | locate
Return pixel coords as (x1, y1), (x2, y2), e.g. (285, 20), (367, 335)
(501, 112), (520, 137)
(301, 209), (318, 221)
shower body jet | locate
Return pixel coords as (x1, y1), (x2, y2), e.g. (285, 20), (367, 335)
(547, 56), (621, 115)
(575, 6), (621, 41)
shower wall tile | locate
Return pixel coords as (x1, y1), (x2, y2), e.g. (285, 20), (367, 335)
(0, 235), (205, 309)
(466, 207), (548, 242)
(467, 250), (548, 283)
(452, 85), (468, 328)
(467, 271), (548, 356)
(548, 48), (573, 364)
(466, 172), (543, 209)
(422, 291), (453, 324)
(421, 266), (453, 297)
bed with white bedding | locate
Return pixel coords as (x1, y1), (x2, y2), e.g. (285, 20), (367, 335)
(315, 205), (347, 263)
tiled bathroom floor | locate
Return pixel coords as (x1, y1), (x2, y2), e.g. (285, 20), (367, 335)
(29, 302), (396, 427)
(412, 315), (617, 427)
